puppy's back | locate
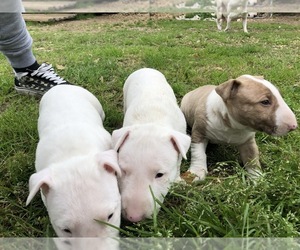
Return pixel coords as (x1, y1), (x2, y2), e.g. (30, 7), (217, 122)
(39, 85), (105, 131)
(123, 68), (176, 110)
(181, 85), (215, 127)
(36, 85), (111, 170)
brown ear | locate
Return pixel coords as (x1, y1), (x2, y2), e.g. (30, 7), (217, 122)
(215, 79), (241, 102)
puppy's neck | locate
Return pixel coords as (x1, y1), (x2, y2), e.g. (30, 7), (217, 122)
(207, 90), (251, 131)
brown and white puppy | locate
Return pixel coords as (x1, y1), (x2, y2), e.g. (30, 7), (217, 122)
(181, 75), (297, 181)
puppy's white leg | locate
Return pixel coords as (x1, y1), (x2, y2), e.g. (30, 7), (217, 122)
(215, 4), (223, 31)
(242, 12), (248, 33)
(188, 140), (208, 181)
(238, 137), (262, 180)
(223, 4), (233, 32)
(216, 12), (223, 30)
(216, 16), (223, 31)
(224, 14), (232, 32)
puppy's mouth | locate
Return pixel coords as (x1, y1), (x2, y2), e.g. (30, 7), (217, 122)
(257, 125), (277, 136)
(271, 126), (278, 135)
(264, 126), (283, 136)
(270, 126), (294, 137)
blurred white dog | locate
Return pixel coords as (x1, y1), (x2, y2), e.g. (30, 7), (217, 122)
(26, 85), (121, 242)
(216, 0), (249, 32)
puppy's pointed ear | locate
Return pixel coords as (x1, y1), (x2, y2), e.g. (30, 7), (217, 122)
(26, 168), (52, 206)
(112, 127), (130, 152)
(215, 79), (241, 102)
(97, 150), (122, 178)
(170, 131), (191, 160)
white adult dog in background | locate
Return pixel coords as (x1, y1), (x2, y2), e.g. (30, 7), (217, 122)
(216, 0), (249, 33)
(112, 68), (191, 223)
(26, 85), (121, 244)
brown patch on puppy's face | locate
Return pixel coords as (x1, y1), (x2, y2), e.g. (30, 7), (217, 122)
(216, 76), (279, 135)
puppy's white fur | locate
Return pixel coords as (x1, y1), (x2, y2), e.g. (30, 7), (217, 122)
(216, 0), (249, 33)
(112, 68), (191, 222)
(26, 85), (121, 240)
(181, 75), (297, 181)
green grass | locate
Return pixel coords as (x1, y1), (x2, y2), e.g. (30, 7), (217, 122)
(0, 14), (299, 238)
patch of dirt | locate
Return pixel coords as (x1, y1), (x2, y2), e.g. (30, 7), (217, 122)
(65, 0), (182, 12)
(36, 12), (299, 33)
(90, 12), (174, 23)
(43, 13), (174, 32)
(249, 14), (300, 25)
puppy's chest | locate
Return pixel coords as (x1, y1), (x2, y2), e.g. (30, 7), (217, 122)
(205, 116), (255, 145)
(205, 126), (254, 145)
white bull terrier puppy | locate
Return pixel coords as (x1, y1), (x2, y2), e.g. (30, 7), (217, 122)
(112, 68), (191, 222)
(216, 0), (249, 33)
(181, 75), (297, 181)
(26, 85), (121, 241)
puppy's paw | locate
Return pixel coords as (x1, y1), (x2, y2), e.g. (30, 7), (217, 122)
(181, 169), (207, 184)
(192, 169), (207, 182)
(247, 167), (262, 177)
(247, 168), (263, 184)
(175, 175), (185, 184)
(181, 171), (197, 184)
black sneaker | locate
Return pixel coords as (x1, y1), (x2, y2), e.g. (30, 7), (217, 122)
(14, 63), (71, 96)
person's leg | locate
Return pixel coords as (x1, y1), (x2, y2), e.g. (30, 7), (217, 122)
(0, 13), (71, 96)
(0, 0), (24, 12)
(0, 13), (36, 69)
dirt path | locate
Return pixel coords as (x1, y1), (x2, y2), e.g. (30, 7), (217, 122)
(39, 13), (299, 31)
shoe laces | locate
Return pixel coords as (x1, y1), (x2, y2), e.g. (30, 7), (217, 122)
(31, 63), (66, 84)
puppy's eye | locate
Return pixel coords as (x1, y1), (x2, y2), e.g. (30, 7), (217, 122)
(108, 213), (114, 220)
(63, 228), (72, 234)
(260, 100), (271, 106)
(155, 173), (164, 178)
